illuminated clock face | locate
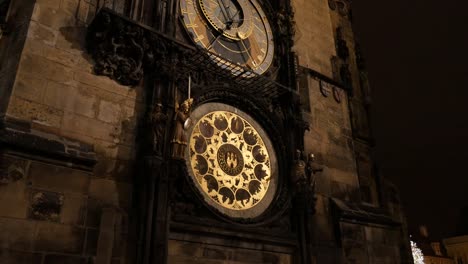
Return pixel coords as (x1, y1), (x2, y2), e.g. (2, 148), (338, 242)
(186, 103), (277, 218)
(180, 0), (274, 75)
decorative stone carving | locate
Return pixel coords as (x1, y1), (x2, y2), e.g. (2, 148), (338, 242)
(86, 12), (156, 86)
(328, 0), (350, 17)
(336, 27), (349, 61)
(150, 103), (167, 156)
(29, 190), (64, 222)
(86, 9), (287, 103)
(0, 156), (28, 185)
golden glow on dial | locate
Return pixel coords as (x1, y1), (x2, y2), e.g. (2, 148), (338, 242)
(189, 111), (271, 210)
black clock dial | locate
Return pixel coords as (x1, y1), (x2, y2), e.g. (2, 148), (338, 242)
(180, 0), (274, 75)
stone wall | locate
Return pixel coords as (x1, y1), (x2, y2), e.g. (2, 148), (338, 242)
(291, 0), (336, 77)
(168, 237), (293, 264)
(0, 153), (132, 263)
(1, 0), (140, 263)
(292, 0), (411, 263)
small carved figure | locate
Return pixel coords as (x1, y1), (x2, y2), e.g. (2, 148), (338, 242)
(171, 98), (193, 159)
(306, 153), (323, 191)
(151, 103), (167, 156)
(291, 150), (307, 187)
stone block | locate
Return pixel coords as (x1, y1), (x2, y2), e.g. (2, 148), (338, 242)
(94, 142), (135, 161)
(111, 258), (123, 264)
(32, 3), (76, 30)
(231, 249), (279, 263)
(61, 193), (86, 225)
(168, 240), (203, 258)
(0, 156), (30, 218)
(43, 254), (87, 264)
(85, 198), (102, 228)
(62, 0), (90, 23)
(98, 100), (122, 124)
(314, 194), (326, 216)
(86, 228), (99, 255)
(42, 44), (82, 68)
(368, 244), (399, 259)
(326, 167), (359, 187)
(36, 0), (62, 8)
(343, 240), (368, 264)
(28, 161), (91, 194)
(57, 129), (95, 146)
(340, 223), (364, 242)
(95, 208), (117, 264)
(315, 169), (331, 196)
(44, 81), (97, 118)
(23, 38), (47, 56)
(310, 215), (335, 244)
(315, 246), (345, 264)
(61, 0), (79, 15)
(330, 180), (349, 200)
(167, 255), (222, 264)
(93, 158), (134, 183)
(56, 25), (87, 54)
(0, 179), (29, 218)
(7, 96), (63, 128)
(88, 178), (132, 208)
(19, 53), (74, 85)
(0, 217), (36, 251)
(27, 21), (58, 46)
(61, 111), (120, 143)
(112, 233), (127, 258)
(0, 248), (42, 264)
(202, 247), (227, 260)
(73, 71), (136, 99)
(28, 189), (64, 222)
(35, 222), (85, 254)
(76, 83), (127, 107)
(325, 150), (355, 173)
(12, 72), (47, 102)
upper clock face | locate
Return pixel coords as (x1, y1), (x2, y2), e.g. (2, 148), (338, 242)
(180, 0), (274, 75)
(185, 103), (277, 219)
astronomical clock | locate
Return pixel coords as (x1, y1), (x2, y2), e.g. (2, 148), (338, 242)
(177, 0), (282, 222)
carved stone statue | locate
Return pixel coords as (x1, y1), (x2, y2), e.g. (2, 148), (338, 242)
(306, 153), (323, 192)
(171, 98), (193, 159)
(150, 103), (167, 156)
(291, 149), (307, 187)
(292, 150), (323, 213)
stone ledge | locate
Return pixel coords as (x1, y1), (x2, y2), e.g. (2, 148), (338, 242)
(331, 198), (400, 227)
(0, 117), (96, 171)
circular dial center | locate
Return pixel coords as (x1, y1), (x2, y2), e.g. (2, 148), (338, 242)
(198, 0), (253, 40)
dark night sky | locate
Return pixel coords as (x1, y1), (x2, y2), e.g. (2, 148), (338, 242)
(351, 1), (468, 240)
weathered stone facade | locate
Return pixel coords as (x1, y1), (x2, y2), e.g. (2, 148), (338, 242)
(0, 0), (412, 263)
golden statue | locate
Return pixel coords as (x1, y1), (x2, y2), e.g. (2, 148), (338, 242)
(171, 98), (193, 159)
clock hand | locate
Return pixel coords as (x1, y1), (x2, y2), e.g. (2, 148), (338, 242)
(207, 11), (239, 50)
(237, 32), (257, 68)
(216, 0), (232, 24)
(222, 0), (235, 21)
(207, 32), (223, 50)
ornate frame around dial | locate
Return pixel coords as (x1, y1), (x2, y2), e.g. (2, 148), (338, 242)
(185, 102), (278, 219)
